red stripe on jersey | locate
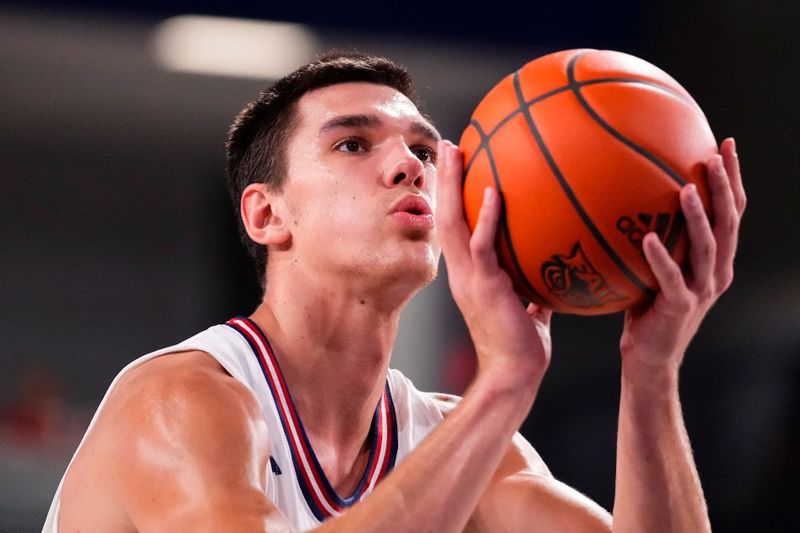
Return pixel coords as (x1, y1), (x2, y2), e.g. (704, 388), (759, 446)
(363, 392), (388, 495)
(228, 318), (337, 516)
(227, 317), (396, 519)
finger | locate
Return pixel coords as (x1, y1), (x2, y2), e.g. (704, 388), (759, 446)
(642, 232), (690, 308)
(469, 187), (501, 274)
(434, 140), (472, 270)
(721, 137), (746, 216)
(706, 154), (740, 284)
(680, 183), (715, 288)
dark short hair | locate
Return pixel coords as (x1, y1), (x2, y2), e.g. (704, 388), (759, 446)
(225, 50), (420, 289)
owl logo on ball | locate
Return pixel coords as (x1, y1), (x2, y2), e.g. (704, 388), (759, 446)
(541, 242), (625, 309)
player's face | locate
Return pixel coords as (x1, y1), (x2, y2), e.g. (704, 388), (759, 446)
(279, 82), (442, 289)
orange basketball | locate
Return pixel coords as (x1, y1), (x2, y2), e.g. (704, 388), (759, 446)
(460, 49), (717, 315)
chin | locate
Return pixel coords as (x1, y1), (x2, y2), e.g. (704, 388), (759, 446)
(394, 246), (440, 288)
(345, 236), (440, 291)
(408, 260), (439, 288)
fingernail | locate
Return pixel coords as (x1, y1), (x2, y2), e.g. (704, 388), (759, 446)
(483, 187), (494, 205)
(731, 137), (738, 158)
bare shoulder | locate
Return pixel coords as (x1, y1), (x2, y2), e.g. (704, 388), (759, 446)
(105, 350), (266, 449)
(108, 349), (269, 473)
(116, 349), (261, 418)
(60, 350), (274, 531)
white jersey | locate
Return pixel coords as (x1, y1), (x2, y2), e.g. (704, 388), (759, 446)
(43, 316), (447, 532)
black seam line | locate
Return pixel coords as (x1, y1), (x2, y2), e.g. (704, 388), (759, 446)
(567, 53), (687, 187)
(663, 211), (685, 254)
(512, 69), (649, 292)
(469, 119), (549, 305)
(580, 76), (697, 106)
(465, 77), (692, 175)
(466, 84), (571, 175)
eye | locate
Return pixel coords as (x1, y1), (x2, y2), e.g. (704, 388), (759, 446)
(335, 138), (368, 154)
(413, 146), (437, 165)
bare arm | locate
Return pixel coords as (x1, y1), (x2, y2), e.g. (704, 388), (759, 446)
(612, 137), (744, 531)
(108, 353), (293, 532)
(456, 138), (744, 532)
(427, 144), (612, 533)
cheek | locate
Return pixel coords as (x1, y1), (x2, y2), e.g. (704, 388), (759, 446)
(285, 171), (350, 223)
(294, 190), (375, 243)
(325, 192), (368, 226)
(427, 168), (437, 204)
(283, 166), (381, 241)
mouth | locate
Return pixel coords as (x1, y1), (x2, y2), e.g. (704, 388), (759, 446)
(391, 195), (433, 217)
(390, 195), (434, 231)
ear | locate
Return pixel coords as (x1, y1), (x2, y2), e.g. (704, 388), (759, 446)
(241, 183), (292, 248)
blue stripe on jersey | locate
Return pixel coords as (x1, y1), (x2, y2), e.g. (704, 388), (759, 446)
(224, 319), (329, 520)
(225, 317), (398, 521)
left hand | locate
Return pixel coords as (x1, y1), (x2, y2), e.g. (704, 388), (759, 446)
(618, 137), (746, 379)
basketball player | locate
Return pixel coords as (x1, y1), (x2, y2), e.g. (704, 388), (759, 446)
(43, 51), (745, 532)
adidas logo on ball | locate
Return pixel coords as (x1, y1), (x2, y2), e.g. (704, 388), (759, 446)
(616, 211), (685, 255)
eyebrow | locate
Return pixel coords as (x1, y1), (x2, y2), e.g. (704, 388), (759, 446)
(411, 119), (442, 144)
(318, 113), (442, 143)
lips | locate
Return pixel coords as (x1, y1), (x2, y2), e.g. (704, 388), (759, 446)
(390, 195), (433, 217)
(389, 194), (435, 231)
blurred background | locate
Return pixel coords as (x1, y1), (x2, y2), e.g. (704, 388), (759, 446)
(1, 0), (798, 531)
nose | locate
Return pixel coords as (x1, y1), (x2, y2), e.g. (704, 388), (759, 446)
(384, 142), (425, 189)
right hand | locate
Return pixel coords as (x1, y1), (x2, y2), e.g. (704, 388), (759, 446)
(435, 140), (552, 391)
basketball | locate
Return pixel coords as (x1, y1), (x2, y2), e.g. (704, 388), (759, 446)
(459, 49), (718, 315)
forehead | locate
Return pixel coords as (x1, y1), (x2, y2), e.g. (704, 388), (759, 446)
(294, 82), (434, 134)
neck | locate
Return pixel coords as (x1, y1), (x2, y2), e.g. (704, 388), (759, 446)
(249, 263), (419, 451)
